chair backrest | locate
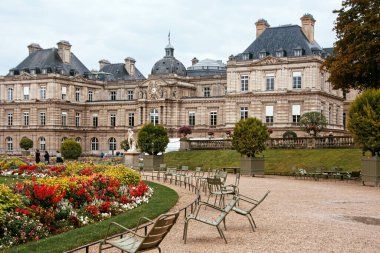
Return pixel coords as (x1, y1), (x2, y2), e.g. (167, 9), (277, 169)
(249, 190), (270, 212)
(215, 171), (228, 183)
(207, 177), (223, 193)
(166, 167), (177, 175)
(138, 212), (180, 251)
(180, 165), (189, 173)
(160, 164), (167, 170)
(214, 197), (239, 225)
(234, 173), (240, 187)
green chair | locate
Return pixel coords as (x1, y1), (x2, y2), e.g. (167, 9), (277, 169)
(99, 211), (179, 253)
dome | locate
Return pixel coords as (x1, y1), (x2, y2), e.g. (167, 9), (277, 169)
(151, 43), (187, 76)
(187, 58), (226, 77)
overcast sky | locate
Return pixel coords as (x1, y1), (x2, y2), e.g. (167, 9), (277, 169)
(0, 0), (343, 77)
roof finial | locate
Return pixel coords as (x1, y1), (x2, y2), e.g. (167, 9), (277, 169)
(168, 30), (171, 45)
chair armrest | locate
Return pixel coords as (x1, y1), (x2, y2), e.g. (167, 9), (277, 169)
(135, 217), (154, 232)
(197, 201), (225, 212)
(237, 194), (259, 204)
(104, 222), (146, 241)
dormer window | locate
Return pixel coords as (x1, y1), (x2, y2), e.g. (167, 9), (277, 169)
(242, 53), (251, 60)
(259, 50), (268, 59)
(30, 69), (36, 75)
(9, 70), (14, 76)
(275, 49), (285, 58)
(294, 47), (303, 56)
(42, 68), (47, 74)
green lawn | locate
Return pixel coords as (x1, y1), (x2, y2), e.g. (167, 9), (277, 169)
(164, 149), (363, 174)
(0, 176), (24, 186)
(3, 181), (178, 253)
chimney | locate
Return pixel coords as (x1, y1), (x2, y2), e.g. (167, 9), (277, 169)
(57, 40), (72, 64)
(99, 59), (110, 70)
(125, 57), (136, 76)
(191, 57), (199, 65)
(27, 43), (42, 55)
(300, 14), (316, 42)
(255, 19), (270, 38)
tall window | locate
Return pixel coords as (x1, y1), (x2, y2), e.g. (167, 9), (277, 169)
(23, 86), (30, 100)
(343, 112), (346, 129)
(127, 90), (134, 100)
(6, 137), (13, 152)
(266, 74), (274, 91)
(40, 112), (46, 126)
(40, 86), (46, 100)
(241, 75), (248, 91)
(75, 88), (80, 101)
(108, 137), (116, 152)
(61, 112), (67, 126)
(39, 137), (46, 151)
(292, 105), (301, 124)
(61, 86), (67, 100)
(329, 106), (332, 124)
(110, 113), (116, 127)
(110, 91), (116, 101)
(292, 72), (302, 89)
(7, 112), (13, 126)
(128, 112), (135, 127)
(240, 107), (248, 120)
(210, 112), (217, 127)
(336, 107), (339, 125)
(150, 109), (159, 125)
(23, 112), (29, 126)
(265, 106), (273, 125)
(189, 112), (195, 127)
(75, 112), (80, 127)
(91, 137), (99, 151)
(88, 90), (93, 101)
(7, 88), (13, 101)
(92, 114), (98, 127)
(203, 87), (210, 97)
(294, 49), (302, 56)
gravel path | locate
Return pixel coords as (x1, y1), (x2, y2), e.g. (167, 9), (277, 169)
(94, 175), (380, 253)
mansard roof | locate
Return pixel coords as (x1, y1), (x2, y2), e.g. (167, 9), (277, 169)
(9, 48), (89, 76)
(187, 58), (226, 77)
(238, 25), (330, 60)
(99, 63), (145, 81)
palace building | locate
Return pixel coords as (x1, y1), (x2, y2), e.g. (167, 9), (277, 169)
(0, 14), (350, 155)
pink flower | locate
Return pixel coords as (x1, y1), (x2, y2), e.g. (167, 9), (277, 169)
(35, 236), (39, 241)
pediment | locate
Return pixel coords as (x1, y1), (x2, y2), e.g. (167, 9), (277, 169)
(253, 56), (286, 66)
(70, 74), (87, 82)
(17, 72), (34, 80)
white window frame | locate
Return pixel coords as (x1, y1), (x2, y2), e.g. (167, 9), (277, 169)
(108, 137), (117, 152)
(91, 137), (99, 151)
(92, 114), (98, 127)
(39, 137), (46, 151)
(61, 86), (67, 100)
(7, 87), (13, 101)
(210, 111), (217, 127)
(61, 112), (67, 127)
(266, 74), (274, 91)
(40, 86), (46, 100)
(265, 106), (274, 124)
(88, 90), (93, 101)
(240, 75), (248, 92)
(110, 91), (116, 101)
(128, 112), (135, 127)
(189, 112), (195, 127)
(292, 105), (301, 124)
(23, 112), (29, 126)
(75, 112), (80, 127)
(23, 86), (30, 100)
(75, 88), (80, 101)
(127, 90), (134, 100)
(7, 112), (13, 126)
(40, 112), (46, 126)
(150, 109), (159, 125)
(110, 112), (116, 127)
(203, 87), (210, 97)
(292, 72), (302, 89)
(240, 107), (248, 120)
(6, 137), (13, 152)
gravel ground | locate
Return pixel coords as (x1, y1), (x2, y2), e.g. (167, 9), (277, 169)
(92, 175), (380, 253)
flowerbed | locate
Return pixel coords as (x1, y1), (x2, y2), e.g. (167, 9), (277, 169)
(0, 159), (152, 249)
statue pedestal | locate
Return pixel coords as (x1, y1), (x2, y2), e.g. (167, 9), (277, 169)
(124, 151), (140, 168)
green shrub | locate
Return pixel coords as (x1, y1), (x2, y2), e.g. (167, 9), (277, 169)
(283, 131), (297, 138)
(0, 185), (22, 223)
(120, 139), (130, 151)
(232, 117), (269, 157)
(61, 139), (82, 160)
(299, 111), (327, 137)
(138, 124), (169, 155)
(19, 137), (33, 151)
(348, 89), (380, 156)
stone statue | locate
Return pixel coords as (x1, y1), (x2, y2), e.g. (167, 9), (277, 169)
(127, 128), (137, 152)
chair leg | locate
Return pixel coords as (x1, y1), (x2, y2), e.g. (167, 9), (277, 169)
(216, 225), (228, 244)
(249, 213), (257, 228)
(247, 215), (255, 232)
(157, 246), (161, 253)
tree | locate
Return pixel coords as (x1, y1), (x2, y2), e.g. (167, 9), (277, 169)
(137, 124), (169, 155)
(19, 137), (33, 151)
(61, 139), (82, 160)
(299, 112), (327, 137)
(120, 140), (130, 151)
(178, 126), (192, 139)
(232, 117), (269, 157)
(321, 0), (380, 90)
(348, 89), (380, 156)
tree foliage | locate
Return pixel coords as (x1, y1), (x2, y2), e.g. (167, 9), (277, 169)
(60, 139), (82, 160)
(299, 112), (327, 137)
(19, 137), (33, 150)
(283, 131), (297, 138)
(321, 0), (380, 90)
(348, 89), (380, 156)
(178, 126), (192, 137)
(137, 124), (169, 155)
(232, 117), (269, 157)
(120, 139), (130, 151)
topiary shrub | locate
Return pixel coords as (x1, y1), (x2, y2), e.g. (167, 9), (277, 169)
(348, 89), (380, 156)
(178, 126), (192, 139)
(138, 124), (169, 155)
(283, 131), (297, 138)
(299, 111), (327, 137)
(120, 139), (130, 151)
(232, 117), (269, 157)
(61, 139), (82, 160)
(19, 137), (33, 151)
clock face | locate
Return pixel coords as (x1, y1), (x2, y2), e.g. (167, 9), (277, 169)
(151, 87), (157, 93)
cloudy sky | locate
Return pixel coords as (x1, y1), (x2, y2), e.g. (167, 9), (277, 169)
(0, 0), (343, 77)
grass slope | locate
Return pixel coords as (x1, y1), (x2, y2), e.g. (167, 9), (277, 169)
(3, 181), (178, 253)
(164, 149), (363, 173)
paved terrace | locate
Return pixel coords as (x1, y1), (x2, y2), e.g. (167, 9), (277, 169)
(90, 175), (380, 253)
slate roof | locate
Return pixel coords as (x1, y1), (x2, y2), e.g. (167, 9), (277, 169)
(9, 48), (89, 75)
(187, 59), (226, 77)
(237, 25), (330, 60)
(99, 63), (145, 81)
(151, 43), (187, 76)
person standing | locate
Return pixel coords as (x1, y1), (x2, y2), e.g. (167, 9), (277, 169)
(35, 149), (41, 164)
(44, 151), (50, 164)
(56, 151), (63, 163)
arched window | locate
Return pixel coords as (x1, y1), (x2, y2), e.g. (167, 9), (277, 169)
(61, 137), (68, 143)
(108, 137), (116, 152)
(150, 109), (159, 125)
(6, 137), (13, 152)
(75, 137), (81, 143)
(91, 137), (99, 151)
(39, 137), (46, 151)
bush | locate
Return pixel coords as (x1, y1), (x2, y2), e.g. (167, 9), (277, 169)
(299, 111), (327, 137)
(19, 137), (33, 151)
(178, 126), (192, 138)
(232, 117), (269, 157)
(283, 131), (297, 138)
(137, 124), (169, 155)
(120, 139), (130, 151)
(348, 89), (380, 156)
(61, 139), (82, 160)
(0, 185), (22, 223)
